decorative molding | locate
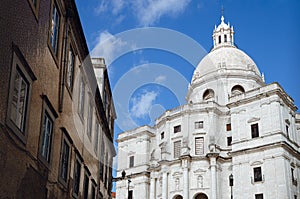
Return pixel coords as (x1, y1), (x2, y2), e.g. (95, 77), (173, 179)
(247, 117), (260, 123)
(193, 168), (206, 174)
(250, 160), (263, 166)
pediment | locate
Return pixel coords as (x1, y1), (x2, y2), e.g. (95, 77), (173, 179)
(247, 117), (260, 123)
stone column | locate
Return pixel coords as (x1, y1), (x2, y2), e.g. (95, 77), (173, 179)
(181, 157), (190, 199)
(208, 153), (218, 199)
(162, 172), (168, 199)
(150, 177), (156, 199)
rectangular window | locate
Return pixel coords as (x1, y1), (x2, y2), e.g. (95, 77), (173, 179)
(66, 46), (75, 90)
(83, 172), (89, 199)
(174, 125), (181, 133)
(91, 181), (97, 199)
(195, 121), (204, 129)
(161, 132), (165, 139)
(174, 140), (181, 158)
(253, 167), (262, 182)
(94, 120), (99, 153)
(7, 49), (36, 143)
(226, 123), (231, 131)
(195, 137), (204, 155)
(227, 136), (232, 146)
(251, 123), (259, 138)
(99, 134), (105, 178)
(49, 2), (60, 55)
(255, 194), (264, 199)
(224, 34), (227, 42)
(129, 156), (134, 168)
(73, 156), (81, 197)
(291, 167), (298, 186)
(87, 103), (93, 140)
(10, 66), (29, 132)
(78, 78), (85, 118)
(40, 111), (54, 163)
(286, 125), (289, 138)
(128, 190), (133, 199)
(59, 135), (71, 185)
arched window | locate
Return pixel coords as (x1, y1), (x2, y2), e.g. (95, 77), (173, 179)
(218, 35), (221, 44)
(194, 193), (208, 199)
(174, 195), (183, 199)
(203, 89), (215, 100)
(231, 85), (245, 96)
(224, 34), (227, 42)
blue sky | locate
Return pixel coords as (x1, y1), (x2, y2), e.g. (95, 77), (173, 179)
(75, 0), (300, 139)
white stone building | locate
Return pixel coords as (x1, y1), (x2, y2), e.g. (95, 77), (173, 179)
(115, 16), (300, 199)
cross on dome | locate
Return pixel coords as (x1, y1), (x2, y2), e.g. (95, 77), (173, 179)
(212, 15), (235, 50)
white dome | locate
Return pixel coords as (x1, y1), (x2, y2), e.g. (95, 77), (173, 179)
(192, 46), (261, 82)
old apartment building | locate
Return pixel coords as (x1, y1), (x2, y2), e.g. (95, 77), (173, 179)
(0, 0), (115, 198)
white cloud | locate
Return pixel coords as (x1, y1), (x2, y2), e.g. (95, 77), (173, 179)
(154, 75), (167, 83)
(135, 0), (191, 26)
(130, 90), (158, 118)
(94, 0), (191, 26)
(91, 30), (127, 65)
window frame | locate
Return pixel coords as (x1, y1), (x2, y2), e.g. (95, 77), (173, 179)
(129, 155), (134, 168)
(251, 123), (259, 138)
(38, 95), (58, 167)
(66, 43), (76, 93)
(174, 125), (181, 133)
(72, 153), (82, 198)
(58, 130), (72, 187)
(195, 121), (204, 129)
(6, 49), (36, 144)
(78, 77), (85, 120)
(161, 131), (165, 139)
(253, 167), (263, 182)
(255, 193), (264, 199)
(227, 136), (232, 146)
(87, 99), (93, 140)
(83, 170), (90, 199)
(48, 0), (61, 61)
(195, 137), (204, 155)
(173, 140), (181, 158)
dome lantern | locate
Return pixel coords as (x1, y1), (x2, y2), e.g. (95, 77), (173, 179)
(212, 15), (235, 50)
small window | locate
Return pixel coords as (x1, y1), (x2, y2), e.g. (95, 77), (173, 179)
(251, 123), (259, 138)
(66, 45), (75, 91)
(255, 194), (264, 199)
(231, 85), (245, 96)
(40, 111), (54, 163)
(83, 172), (89, 199)
(195, 121), (204, 129)
(218, 35), (221, 44)
(72, 155), (81, 198)
(203, 89), (215, 100)
(174, 141), (181, 158)
(91, 181), (97, 199)
(291, 167), (298, 186)
(38, 96), (57, 166)
(286, 125), (289, 138)
(161, 132), (165, 139)
(226, 123), (231, 131)
(195, 137), (204, 155)
(128, 190), (133, 199)
(78, 78), (85, 118)
(129, 156), (134, 168)
(174, 125), (181, 133)
(59, 133), (71, 185)
(94, 120), (99, 153)
(227, 137), (232, 146)
(49, 1), (60, 55)
(87, 102), (93, 140)
(253, 167), (262, 182)
(224, 34), (227, 42)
